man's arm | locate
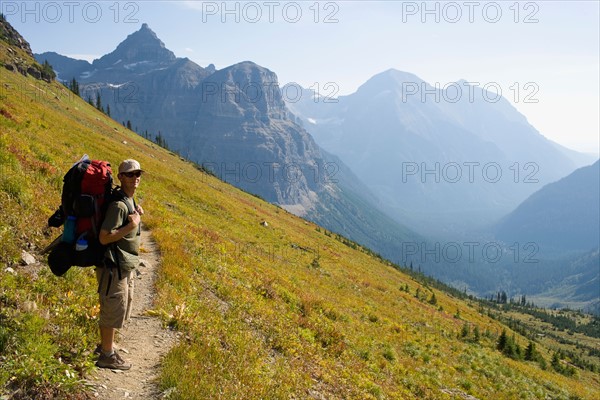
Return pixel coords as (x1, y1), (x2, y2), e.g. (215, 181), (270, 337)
(98, 212), (140, 245)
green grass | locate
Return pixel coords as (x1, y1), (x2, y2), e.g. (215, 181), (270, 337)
(1, 39), (599, 399)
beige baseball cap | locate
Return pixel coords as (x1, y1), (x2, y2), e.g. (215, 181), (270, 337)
(118, 159), (144, 174)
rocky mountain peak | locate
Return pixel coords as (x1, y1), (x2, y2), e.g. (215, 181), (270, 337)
(370, 69), (424, 87)
(351, 69), (428, 102)
(93, 23), (176, 69)
(200, 61), (288, 120)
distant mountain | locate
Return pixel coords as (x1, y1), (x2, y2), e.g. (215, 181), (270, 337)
(95, 22), (176, 68)
(285, 72), (596, 236)
(35, 24), (423, 266)
(486, 161), (599, 313)
(495, 160), (600, 254)
(37, 25), (300, 205)
(34, 51), (92, 81)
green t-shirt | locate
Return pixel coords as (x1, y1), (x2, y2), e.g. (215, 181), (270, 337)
(102, 195), (140, 272)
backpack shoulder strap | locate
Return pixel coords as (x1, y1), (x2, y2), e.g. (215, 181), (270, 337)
(107, 187), (140, 237)
(107, 187), (134, 216)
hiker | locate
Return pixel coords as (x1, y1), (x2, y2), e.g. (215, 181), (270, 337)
(95, 159), (144, 370)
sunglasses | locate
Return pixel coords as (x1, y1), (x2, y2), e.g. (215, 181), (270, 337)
(122, 171), (142, 178)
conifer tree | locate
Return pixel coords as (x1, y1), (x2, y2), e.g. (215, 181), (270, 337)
(68, 78), (80, 96)
(525, 341), (536, 361)
(461, 322), (470, 338)
(96, 92), (103, 112)
(497, 329), (508, 351)
(428, 293), (437, 305)
(551, 352), (562, 371)
(473, 325), (480, 342)
(41, 60), (56, 80)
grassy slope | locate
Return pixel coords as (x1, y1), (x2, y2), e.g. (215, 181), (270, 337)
(0, 44), (599, 399)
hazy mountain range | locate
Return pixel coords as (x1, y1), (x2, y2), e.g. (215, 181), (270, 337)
(284, 76), (596, 236)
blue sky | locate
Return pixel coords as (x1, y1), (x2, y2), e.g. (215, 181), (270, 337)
(3, 0), (599, 154)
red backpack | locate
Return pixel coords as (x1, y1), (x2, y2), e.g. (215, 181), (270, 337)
(47, 156), (122, 276)
(65, 158), (113, 236)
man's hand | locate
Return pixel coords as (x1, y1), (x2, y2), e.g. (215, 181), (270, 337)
(128, 211), (141, 228)
(136, 205), (144, 215)
(99, 211), (141, 245)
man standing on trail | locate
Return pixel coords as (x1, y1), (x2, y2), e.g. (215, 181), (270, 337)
(95, 159), (144, 370)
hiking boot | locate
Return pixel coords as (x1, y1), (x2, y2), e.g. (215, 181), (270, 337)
(96, 351), (131, 370)
(93, 344), (116, 355)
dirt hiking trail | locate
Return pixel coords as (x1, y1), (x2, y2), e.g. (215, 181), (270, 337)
(87, 227), (178, 399)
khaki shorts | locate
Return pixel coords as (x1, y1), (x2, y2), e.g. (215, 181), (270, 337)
(95, 268), (134, 329)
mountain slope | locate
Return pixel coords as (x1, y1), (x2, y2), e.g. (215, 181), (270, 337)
(495, 160), (600, 254)
(2, 19), (599, 399)
(492, 161), (600, 312)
